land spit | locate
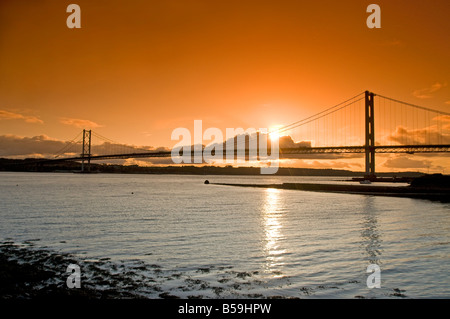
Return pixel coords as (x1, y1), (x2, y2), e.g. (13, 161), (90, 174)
(211, 182), (450, 202)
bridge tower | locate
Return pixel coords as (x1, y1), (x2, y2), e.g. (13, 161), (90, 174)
(81, 129), (91, 172)
(365, 91), (375, 179)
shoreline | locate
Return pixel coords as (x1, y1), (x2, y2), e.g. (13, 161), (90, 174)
(0, 242), (297, 300)
(0, 241), (413, 300)
(0, 242), (144, 299)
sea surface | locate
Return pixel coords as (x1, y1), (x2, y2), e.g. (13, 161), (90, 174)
(0, 172), (449, 298)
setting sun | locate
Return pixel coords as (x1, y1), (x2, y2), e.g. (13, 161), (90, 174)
(269, 125), (284, 141)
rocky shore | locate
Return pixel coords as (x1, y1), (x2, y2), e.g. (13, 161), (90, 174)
(0, 241), (145, 299)
(0, 241), (295, 299)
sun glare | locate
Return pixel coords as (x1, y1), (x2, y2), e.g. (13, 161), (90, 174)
(269, 125), (283, 141)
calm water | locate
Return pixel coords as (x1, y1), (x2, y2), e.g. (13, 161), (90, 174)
(0, 172), (449, 298)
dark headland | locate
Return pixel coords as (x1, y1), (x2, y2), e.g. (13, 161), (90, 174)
(211, 174), (450, 202)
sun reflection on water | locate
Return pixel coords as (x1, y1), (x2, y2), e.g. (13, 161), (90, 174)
(262, 188), (286, 277)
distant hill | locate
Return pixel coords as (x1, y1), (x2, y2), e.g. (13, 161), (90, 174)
(0, 157), (425, 177)
(0, 158), (423, 177)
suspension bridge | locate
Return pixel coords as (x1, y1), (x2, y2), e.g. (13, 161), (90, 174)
(37, 91), (450, 178)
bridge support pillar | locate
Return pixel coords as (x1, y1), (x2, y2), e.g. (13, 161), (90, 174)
(365, 91), (376, 180)
(81, 129), (91, 172)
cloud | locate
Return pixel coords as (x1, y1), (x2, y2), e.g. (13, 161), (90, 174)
(0, 134), (166, 159)
(0, 134), (68, 157)
(60, 117), (103, 128)
(437, 115), (450, 130)
(387, 118), (450, 145)
(172, 131), (366, 162)
(382, 155), (444, 171)
(413, 82), (447, 99)
(0, 110), (43, 124)
(90, 142), (163, 156)
(199, 131), (311, 150)
(300, 160), (362, 170)
(121, 155), (363, 169)
(122, 157), (174, 166)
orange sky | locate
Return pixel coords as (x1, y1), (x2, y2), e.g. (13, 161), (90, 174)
(0, 0), (449, 172)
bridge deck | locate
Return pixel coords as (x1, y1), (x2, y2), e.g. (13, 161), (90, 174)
(40, 144), (450, 162)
